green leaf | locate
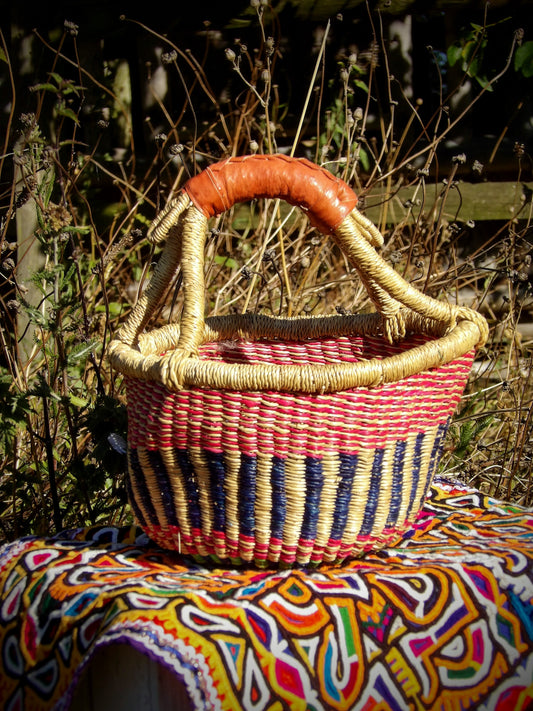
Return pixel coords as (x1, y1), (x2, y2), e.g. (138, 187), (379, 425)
(0, 48), (7, 63)
(25, 306), (49, 327)
(214, 255), (238, 269)
(447, 43), (463, 67)
(67, 339), (101, 364)
(57, 105), (80, 125)
(69, 394), (89, 408)
(360, 148), (370, 172)
(95, 302), (123, 317)
(475, 74), (493, 91)
(514, 41), (533, 78)
(31, 82), (59, 93)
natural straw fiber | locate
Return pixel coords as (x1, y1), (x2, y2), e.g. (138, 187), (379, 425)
(109, 154), (488, 567)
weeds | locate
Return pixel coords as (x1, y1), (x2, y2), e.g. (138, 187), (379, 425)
(1, 4), (532, 542)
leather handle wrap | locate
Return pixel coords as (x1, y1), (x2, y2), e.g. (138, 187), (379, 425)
(182, 154), (358, 234)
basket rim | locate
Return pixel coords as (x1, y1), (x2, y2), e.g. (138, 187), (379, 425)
(110, 309), (480, 394)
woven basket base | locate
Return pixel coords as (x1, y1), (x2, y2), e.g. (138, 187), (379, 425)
(141, 522), (413, 568)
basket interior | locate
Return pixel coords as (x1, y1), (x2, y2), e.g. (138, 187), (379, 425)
(195, 332), (435, 366)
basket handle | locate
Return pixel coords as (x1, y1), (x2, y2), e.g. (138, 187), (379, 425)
(182, 154), (358, 235)
(111, 154), (488, 388)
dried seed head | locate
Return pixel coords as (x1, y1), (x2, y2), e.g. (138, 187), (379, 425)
(261, 69), (270, 83)
(225, 48), (236, 63)
(64, 20), (79, 36)
(97, 119), (109, 130)
(170, 143), (184, 155)
(154, 133), (167, 145)
(249, 140), (259, 153)
(353, 107), (364, 121)
(452, 153), (466, 164)
(161, 49), (178, 65)
(472, 159), (484, 175)
(348, 53), (357, 66)
(340, 68), (349, 83)
(514, 141), (525, 158)
(7, 299), (20, 313)
(20, 112), (36, 127)
(241, 266), (253, 280)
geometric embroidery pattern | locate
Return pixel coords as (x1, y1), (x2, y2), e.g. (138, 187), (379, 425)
(1, 476), (532, 711)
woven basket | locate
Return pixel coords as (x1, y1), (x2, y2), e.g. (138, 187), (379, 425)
(109, 154), (488, 567)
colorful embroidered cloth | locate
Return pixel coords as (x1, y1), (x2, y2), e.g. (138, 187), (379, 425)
(1, 477), (533, 711)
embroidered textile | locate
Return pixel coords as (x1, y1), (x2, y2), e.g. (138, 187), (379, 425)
(1, 477), (532, 710)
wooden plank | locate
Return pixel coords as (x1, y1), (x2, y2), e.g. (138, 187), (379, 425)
(69, 644), (193, 711)
(362, 181), (533, 225)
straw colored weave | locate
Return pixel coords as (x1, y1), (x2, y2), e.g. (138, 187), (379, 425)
(108, 154), (488, 566)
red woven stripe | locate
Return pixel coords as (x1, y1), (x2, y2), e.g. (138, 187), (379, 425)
(126, 351), (473, 456)
(143, 523), (410, 564)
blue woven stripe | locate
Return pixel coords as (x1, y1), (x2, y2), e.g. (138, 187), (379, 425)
(330, 453), (358, 540)
(424, 422), (449, 498)
(271, 456), (286, 539)
(204, 450), (226, 533)
(301, 458), (324, 540)
(239, 454), (257, 537)
(386, 440), (407, 527)
(146, 450), (180, 528)
(408, 432), (425, 513)
(128, 448), (158, 527)
(174, 449), (202, 531)
(360, 448), (384, 535)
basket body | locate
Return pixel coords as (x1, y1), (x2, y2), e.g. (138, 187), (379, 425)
(125, 333), (474, 567)
(109, 155), (487, 567)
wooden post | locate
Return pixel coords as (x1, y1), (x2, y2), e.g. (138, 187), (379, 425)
(15, 162), (45, 367)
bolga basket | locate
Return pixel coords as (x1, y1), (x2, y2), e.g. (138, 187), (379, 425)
(108, 154), (488, 567)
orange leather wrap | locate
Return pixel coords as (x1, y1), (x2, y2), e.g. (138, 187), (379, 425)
(182, 154), (358, 233)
